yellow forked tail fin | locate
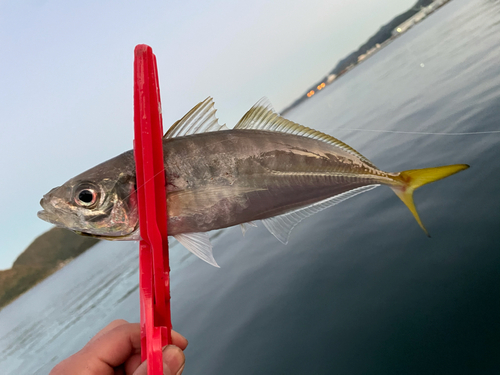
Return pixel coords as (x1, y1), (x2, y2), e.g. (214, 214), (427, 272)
(391, 164), (469, 236)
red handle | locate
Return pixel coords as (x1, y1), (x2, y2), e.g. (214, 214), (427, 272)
(133, 44), (172, 374)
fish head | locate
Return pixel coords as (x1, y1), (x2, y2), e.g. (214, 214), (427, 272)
(38, 154), (139, 240)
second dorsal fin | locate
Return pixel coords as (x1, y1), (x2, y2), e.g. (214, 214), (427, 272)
(235, 98), (377, 168)
(164, 97), (228, 139)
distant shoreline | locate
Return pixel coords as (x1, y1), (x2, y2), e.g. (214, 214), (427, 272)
(0, 227), (98, 310)
(281, 0), (452, 115)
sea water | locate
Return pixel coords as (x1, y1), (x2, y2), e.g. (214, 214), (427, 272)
(1, 0), (499, 373)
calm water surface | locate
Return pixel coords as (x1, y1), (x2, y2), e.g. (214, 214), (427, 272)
(1, 0), (499, 373)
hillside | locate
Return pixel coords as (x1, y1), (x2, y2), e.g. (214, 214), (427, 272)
(281, 0), (441, 113)
(0, 228), (99, 309)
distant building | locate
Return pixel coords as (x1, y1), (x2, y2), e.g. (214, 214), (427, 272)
(326, 74), (337, 84)
(392, 16), (416, 36)
(358, 43), (381, 63)
(392, 0), (449, 37)
(366, 46), (378, 55)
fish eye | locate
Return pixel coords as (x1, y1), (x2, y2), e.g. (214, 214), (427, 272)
(78, 189), (94, 203)
(74, 185), (99, 208)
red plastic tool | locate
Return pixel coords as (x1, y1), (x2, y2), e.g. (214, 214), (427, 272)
(133, 44), (172, 374)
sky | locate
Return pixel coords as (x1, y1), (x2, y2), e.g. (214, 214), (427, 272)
(0, 0), (416, 270)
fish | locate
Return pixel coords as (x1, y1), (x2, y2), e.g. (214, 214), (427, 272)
(38, 97), (469, 267)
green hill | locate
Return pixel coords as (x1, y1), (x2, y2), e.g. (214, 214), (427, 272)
(0, 228), (99, 309)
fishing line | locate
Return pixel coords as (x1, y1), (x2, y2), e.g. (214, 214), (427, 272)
(130, 168), (166, 199)
(334, 128), (500, 136)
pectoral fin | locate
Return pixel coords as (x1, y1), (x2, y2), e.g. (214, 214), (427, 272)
(174, 232), (220, 267)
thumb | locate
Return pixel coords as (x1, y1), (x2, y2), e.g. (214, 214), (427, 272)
(133, 346), (185, 375)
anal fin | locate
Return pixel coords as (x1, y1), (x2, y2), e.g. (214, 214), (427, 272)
(240, 221), (258, 236)
(262, 185), (379, 244)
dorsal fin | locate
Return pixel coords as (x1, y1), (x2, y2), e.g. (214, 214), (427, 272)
(163, 97), (228, 139)
(235, 98), (377, 168)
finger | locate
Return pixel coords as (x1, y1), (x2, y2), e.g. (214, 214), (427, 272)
(51, 323), (188, 375)
(82, 323), (142, 368)
(124, 329), (187, 373)
(88, 319), (129, 345)
(171, 330), (188, 350)
(132, 345), (185, 375)
(85, 324), (186, 367)
(124, 353), (143, 374)
(51, 323), (141, 375)
(162, 346), (185, 375)
(92, 324), (187, 350)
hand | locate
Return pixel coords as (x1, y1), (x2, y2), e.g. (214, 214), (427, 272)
(50, 319), (188, 375)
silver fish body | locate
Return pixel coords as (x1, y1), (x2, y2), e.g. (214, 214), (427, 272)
(38, 98), (469, 266)
(164, 129), (390, 235)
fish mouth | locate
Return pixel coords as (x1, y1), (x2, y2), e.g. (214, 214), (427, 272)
(37, 190), (66, 227)
(73, 230), (138, 241)
(37, 209), (66, 227)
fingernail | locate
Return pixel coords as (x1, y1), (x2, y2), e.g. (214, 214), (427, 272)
(162, 345), (185, 375)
